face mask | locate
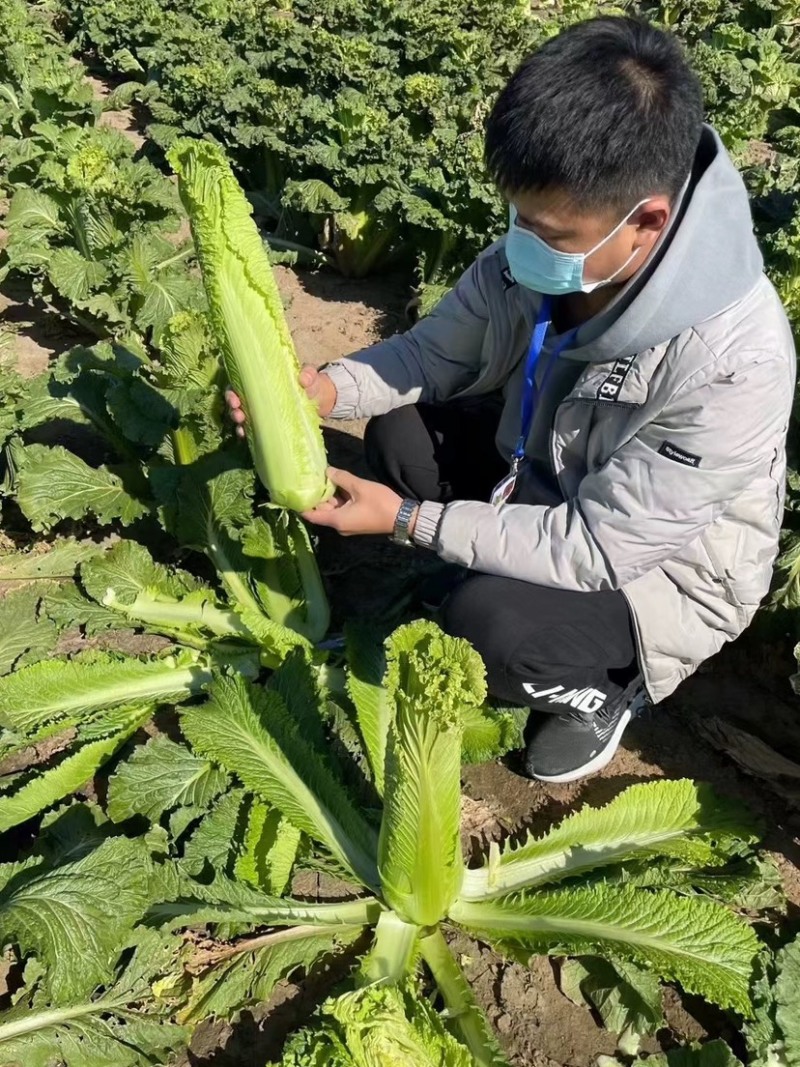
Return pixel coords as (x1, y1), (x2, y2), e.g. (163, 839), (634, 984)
(506, 199), (650, 295)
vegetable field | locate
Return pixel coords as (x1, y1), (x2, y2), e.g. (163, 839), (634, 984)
(0, 1), (798, 1065)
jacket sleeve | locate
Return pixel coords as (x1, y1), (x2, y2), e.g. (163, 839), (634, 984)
(413, 350), (793, 591)
(324, 250), (494, 419)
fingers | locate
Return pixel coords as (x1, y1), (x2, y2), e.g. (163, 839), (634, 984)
(230, 405), (246, 438)
(300, 365), (324, 404)
(224, 388), (246, 437)
(302, 501), (344, 527)
(326, 466), (360, 494)
(299, 365), (317, 390)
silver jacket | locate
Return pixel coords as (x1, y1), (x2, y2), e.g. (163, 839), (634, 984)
(325, 127), (797, 703)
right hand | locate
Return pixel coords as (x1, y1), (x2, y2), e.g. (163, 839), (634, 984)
(226, 365), (337, 437)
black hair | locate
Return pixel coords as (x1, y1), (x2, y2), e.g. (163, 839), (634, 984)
(485, 16), (704, 211)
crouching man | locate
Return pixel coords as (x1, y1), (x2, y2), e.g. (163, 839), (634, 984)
(229, 16), (795, 783)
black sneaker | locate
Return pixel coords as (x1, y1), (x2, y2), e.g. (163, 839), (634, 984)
(524, 690), (646, 783)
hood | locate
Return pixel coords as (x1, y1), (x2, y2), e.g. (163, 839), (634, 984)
(532, 125), (765, 363)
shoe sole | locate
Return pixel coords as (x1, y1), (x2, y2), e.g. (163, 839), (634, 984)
(531, 706), (632, 784)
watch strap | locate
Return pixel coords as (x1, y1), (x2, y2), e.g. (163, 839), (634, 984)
(392, 498), (419, 546)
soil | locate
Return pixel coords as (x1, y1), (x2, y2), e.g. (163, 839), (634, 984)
(3, 76), (799, 1067)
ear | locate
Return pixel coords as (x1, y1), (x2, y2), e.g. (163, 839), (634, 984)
(633, 196), (671, 241)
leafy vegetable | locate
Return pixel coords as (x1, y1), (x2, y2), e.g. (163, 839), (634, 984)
(0, 648), (217, 735)
(271, 980), (473, 1066)
(163, 622), (761, 1066)
(106, 734), (230, 829)
(168, 137), (333, 512)
(180, 672), (380, 890)
(0, 705), (152, 833)
(378, 620), (484, 925)
(459, 778), (758, 901)
(560, 956), (663, 1055)
(746, 934), (800, 1067)
(0, 835), (152, 1001)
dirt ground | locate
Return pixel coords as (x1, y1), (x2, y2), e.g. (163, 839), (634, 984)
(3, 81), (800, 1067)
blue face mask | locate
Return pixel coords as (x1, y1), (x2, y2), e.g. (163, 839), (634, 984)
(506, 200), (649, 295)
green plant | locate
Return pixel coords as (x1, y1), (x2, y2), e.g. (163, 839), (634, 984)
(168, 138), (333, 513)
(272, 980), (473, 1065)
(152, 620), (763, 1066)
(746, 932), (800, 1067)
(54, 0), (554, 279)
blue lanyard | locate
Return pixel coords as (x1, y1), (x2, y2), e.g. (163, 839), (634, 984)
(513, 295), (579, 463)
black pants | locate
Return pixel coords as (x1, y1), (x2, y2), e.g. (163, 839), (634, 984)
(365, 403), (641, 714)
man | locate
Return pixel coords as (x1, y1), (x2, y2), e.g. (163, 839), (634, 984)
(229, 16), (796, 784)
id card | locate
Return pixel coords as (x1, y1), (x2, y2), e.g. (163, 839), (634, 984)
(490, 471), (518, 508)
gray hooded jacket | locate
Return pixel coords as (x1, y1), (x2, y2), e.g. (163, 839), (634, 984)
(325, 127), (797, 703)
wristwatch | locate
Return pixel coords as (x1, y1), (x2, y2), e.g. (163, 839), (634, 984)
(391, 498), (419, 547)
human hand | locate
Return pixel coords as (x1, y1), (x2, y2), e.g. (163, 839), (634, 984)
(225, 365), (337, 438)
(302, 466), (415, 538)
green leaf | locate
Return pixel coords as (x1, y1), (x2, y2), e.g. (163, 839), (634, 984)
(745, 947), (781, 1067)
(151, 459), (309, 663)
(273, 977), (476, 1067)
(0, 706), (151, 832)
(107, 735), (229, 827)
(183, 788), (248, 877)
(560, 956), (663, 1052)
(47, 247), (109, 303)
(4, 187), (62, 237)
(105, 377), (179, 447)
(179, 924), (363, 1025)
(240, 508), (330, 643)
(41, 581), (128, 636)
(776, 934), (800, 1065)
(689, 854), (787, 912)
(19, 364), (122, 450)
(37, 803), (112, 866)
(234, 798), (301, 896)
(156, 309), (218, 389)
(0, 928), (187, 1067)
(283, 178), (350, 215)
(0, 587), (58, 675)
(460, 779), (758, 902)
(461, 703), (528, 765)
(79, 539), (252, 647)
(0, 648), (213, 735)
(148, 869), (378, 930)
(0, 539), (103, 581)
(450, 883), (759, 1015)
(267, 649), (330, 755)
(157, 458), (255, 547)
(379, 621), (486, 926)
(0, 836), (152, 1001)
(81, 538), (199, 606)
(345, 621), (390, 795)
(10, 442), (149, 531)
(121, 232), (198, 334)
(181, 673), (379, 890)
(650, 1041), (742, 1067)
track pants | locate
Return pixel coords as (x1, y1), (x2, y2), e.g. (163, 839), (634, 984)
(364, 402), (641, 714)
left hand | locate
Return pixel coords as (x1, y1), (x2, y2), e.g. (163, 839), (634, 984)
(302, 467), (413, 538)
